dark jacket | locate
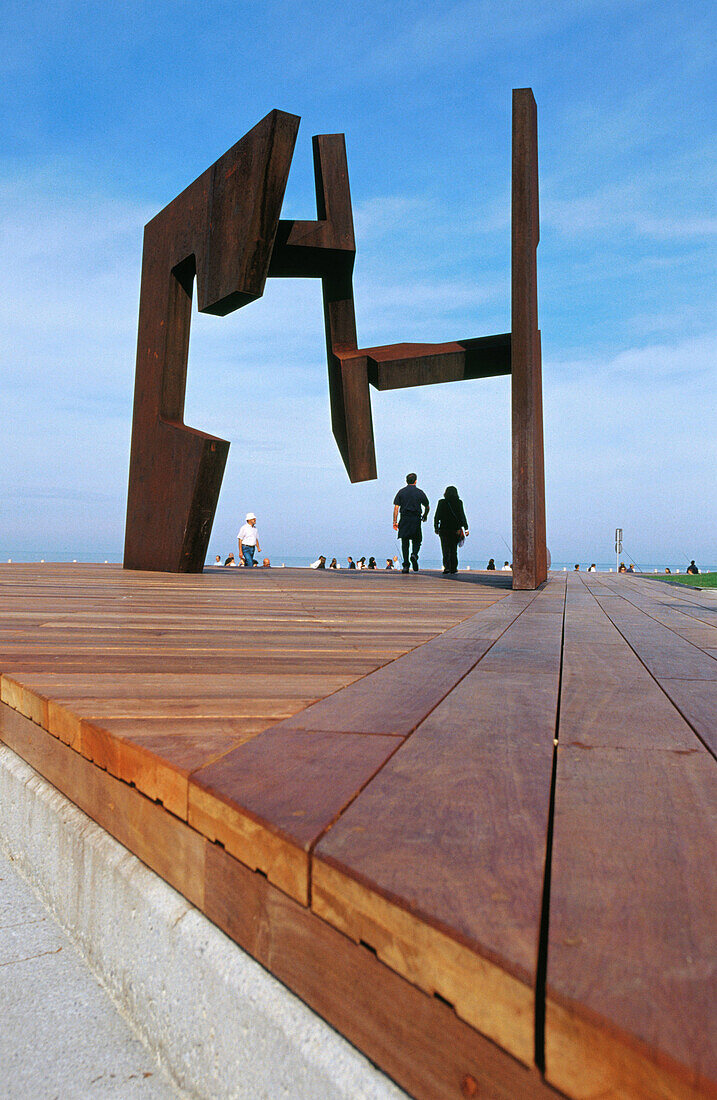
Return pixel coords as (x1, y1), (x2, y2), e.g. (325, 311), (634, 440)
(393, 484), (429, 538)
(434, 496), (467, 536)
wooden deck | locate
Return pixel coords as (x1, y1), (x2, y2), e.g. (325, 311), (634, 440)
(0, 563), (714, 1100)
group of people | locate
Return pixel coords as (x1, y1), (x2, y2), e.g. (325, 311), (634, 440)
(573, 561), (701, 574)
(312, 474), (470, 575)
(213, 475), (503, 577)
(216, 553), (271, 568)
(392, 473), (469, 574)
(311, 556), (397, 570)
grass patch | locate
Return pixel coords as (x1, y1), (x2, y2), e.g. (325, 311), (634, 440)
(650, 572), (717, 589)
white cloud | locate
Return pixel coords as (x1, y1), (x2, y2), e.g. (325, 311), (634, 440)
(553, 332), (716, 383)
(541, 135), (717, 240)
(0, 174), (149, 412)
(543, 188), (717, 239)
(542, 333), (717, 564)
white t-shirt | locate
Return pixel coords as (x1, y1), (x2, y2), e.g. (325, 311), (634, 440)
(238, 523), (258, 546)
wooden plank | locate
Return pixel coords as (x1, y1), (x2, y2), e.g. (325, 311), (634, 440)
(6, 564), (713, 1096)
(590, 582), (717, 652)
(583, 574), (717, 626)
(545, 575), (717, 1099)
(546, 746), (717, 1100)
(45, 696), (319, 751)
(312, 582), (565, 1067)
(559, 668), (699, 750)
(80, 717), (262, 819)
(0, 702), (207, 908)
(657, 679), (717, 757)
(281, 590), (537, 735)
(0, 654), (400, 675)
(188, 728), (400, 904)
(591, 593), (717, 681)
(558, 584), (700, 752)
(185, 592), (539, 905)
(202, 843), (562, 1100)
(0, 672), (365, 700)
(0, 623), (559, 1100)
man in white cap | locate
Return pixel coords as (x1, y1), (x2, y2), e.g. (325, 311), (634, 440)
(238, 513), (261, 568)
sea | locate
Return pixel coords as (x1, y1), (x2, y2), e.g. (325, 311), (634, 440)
(2, 550), (712, 575)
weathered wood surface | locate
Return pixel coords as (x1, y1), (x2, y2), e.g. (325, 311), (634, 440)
(0, 564), (500, 821)
(201, 839), (562, 1100)
(581, 573), (717, 762)
(0, 563), (715, 1100)
(313, 578), (565, 1066)
(0, 701), (561, 1100)
(546, 574), (717, 1100)
(188, 588), (539, 904)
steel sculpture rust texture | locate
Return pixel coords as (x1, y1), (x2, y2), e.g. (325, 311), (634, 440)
(124, 90), (547, 589)
(123, 110), (300, 573)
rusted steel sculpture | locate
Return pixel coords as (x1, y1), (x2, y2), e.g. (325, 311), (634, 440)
(124, 111), (300, 573)
(124, 90), (547, 589)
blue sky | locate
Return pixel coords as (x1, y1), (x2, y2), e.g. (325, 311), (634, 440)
(1, 0), (715, 568)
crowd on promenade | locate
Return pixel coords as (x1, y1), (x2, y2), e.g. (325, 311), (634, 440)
(211, 481), (705, 579)
(213, 475), (481, 576)
(570, 560), (702, 575)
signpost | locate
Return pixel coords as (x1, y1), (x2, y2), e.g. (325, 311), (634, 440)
(615, 527), (623, 574)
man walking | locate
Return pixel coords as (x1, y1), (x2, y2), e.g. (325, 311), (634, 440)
(238, 513), (261, 568)
(393, 473), (429, 573)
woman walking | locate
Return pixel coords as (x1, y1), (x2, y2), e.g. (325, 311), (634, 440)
(434, 486), (469, 574)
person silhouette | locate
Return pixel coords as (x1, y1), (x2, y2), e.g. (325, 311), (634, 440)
(433, 486), (469, 574)
(393, 473), (429, 573)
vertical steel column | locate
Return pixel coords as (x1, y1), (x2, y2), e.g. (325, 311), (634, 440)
(511, 89), (548, 590)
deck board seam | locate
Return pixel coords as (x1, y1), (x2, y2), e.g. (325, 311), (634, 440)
(583, 584), (717, 762)
(534, 576), (567, 1074)
(177, 591), (527, 795)
(589, 585), (717, 655)
(303, 588), (544, 910)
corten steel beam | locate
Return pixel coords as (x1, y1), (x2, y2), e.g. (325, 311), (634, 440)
(270, 137), (513, 483)
(511, 89), (548, 590)
(269, 134), (377, 481)
(123, 110), (299, 573)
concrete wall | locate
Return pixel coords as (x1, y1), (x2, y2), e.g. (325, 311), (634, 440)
(0, 745), (407, 1100)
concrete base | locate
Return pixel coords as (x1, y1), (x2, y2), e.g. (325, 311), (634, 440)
(0, 745), (407, 1100)
(0, 843), (180, 1098)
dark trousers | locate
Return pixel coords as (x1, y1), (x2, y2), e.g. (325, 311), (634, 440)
(400, 530), (422, 570)
(440, 534), (459, 573)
